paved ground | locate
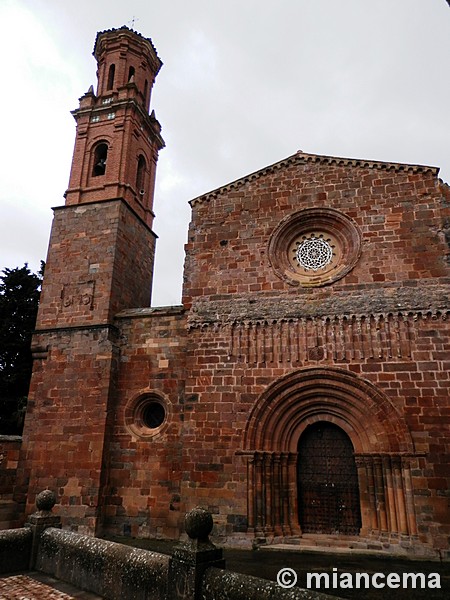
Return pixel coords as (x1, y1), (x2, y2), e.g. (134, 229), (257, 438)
(0, 572), (102, 600)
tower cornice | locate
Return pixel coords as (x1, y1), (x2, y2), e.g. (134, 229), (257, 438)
(93, 26), (162, 76)
(71, 97), (165, 150)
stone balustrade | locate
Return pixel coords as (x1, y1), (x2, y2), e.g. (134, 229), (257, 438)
(0, 491), (338, 600)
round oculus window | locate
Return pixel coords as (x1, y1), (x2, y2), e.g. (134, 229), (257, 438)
(142, 402), (166, 429)
(268, 208), (361, 287)
(125, 393), (169, 438)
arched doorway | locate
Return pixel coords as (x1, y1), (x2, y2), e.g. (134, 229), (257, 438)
(244, 368), (417, 540)
(297, 422), (361, 535)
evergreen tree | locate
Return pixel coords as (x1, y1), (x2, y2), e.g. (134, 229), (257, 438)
(0, 263), (43, 435)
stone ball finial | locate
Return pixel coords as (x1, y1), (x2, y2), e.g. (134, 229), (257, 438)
(185, 507), (213, 541)
(36, 489), (56, 512)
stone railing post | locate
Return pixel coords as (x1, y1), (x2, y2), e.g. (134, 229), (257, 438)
(25, 489), (61, 569)
(168, 507), (225, 600)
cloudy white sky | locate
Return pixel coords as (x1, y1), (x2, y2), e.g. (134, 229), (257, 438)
(1, 0), (449, 306)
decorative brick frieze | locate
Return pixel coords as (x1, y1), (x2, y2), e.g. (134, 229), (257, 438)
(188, 310), (448, 366)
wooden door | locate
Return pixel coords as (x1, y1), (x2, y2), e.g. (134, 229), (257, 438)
(297, 422), (361, 535)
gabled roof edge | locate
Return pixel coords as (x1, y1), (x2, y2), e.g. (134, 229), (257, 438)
(189, 151), (440, 207)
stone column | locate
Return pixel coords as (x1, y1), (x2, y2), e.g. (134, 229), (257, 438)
(364, 456), (379, 533)
(401, 456), (418, 536)
(288, 453), (301, 535)
(280, 453), (291, 536)
(264, 453), (274, 536)
(383, 455), (398, 534)
(254, 453), (264, 534)
(272, 453), (283, 536)
(355, 455), (370, 536)
(247, 454), (255, 531)
(373, 456), (388, 533)
(392, 456), (408, 535)
(168, 507), (225, 600)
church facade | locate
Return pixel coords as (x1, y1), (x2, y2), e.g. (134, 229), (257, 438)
(5, 27), (450, 556)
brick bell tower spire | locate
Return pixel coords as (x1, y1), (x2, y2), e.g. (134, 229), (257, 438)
(65, 26), (164, 228)
(15, 28), (164, 532)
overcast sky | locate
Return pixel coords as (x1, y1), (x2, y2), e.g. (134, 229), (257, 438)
(1, 0), (449, 306)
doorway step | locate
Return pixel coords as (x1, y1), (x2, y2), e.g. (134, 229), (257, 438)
(262, 534), (438, 558)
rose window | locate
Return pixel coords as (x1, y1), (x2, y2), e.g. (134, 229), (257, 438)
(268, 208), (362, 287)
(295, 235), (334, 271)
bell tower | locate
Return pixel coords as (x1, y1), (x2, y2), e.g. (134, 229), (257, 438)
(36, 27), (164, 329)
(16, 27), (164, 532)
(65, 27), (164, 228)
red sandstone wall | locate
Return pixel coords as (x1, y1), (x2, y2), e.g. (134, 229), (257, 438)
(181, 315), (450, 547)
(101, 307), (187, 539)
(37, 200), (156, 329)
(179, 158), (450, 549)
(183, 160), (450, 306)
(14, 328), (119, 532)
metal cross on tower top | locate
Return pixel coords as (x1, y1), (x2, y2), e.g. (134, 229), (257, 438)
(128, 15), (140, 29)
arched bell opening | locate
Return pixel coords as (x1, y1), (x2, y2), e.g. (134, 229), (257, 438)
(136, 154), (147, 197)
(107, 64), (115, 91)
(91, 142), (108, 177)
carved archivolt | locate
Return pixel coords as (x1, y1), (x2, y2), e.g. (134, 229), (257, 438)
(244, 367), (414, 454)
(242, 367), (418, 540)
